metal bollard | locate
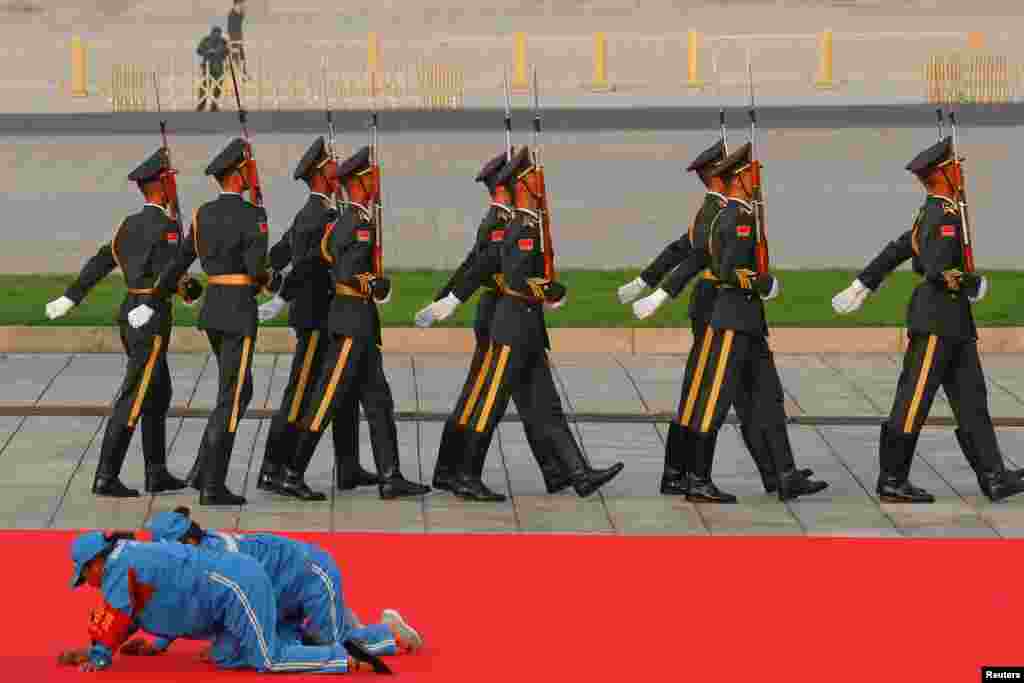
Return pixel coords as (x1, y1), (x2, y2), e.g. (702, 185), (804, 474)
(512, 32), (528, 92)
(71, 36), (88, 97)
(686, 30), (703, 89)
(591, 31), (613, 92)
(815, 29), (836, 89)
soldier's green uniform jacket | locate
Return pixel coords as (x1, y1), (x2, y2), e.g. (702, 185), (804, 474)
(436, 204), (511, 340)
(907, 195), (977, 341)
(657, 192), (729, 324)
(153, 193), (269, 338)
(320, 202), (383, 346)
(65, 204), (184, 341)
(279, 193), (337, 331)
(708, 198), (773, 337)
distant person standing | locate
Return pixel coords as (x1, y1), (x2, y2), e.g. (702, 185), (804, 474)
(196, 26), (229, 112)
(227, 0), (248, 78)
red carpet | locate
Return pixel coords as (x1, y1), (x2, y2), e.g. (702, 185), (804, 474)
(11, 530), (1020, 681)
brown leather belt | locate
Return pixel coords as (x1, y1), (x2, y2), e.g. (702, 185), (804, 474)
(208, 274), (256, 286)
(335, 283), (370, 299)
(126, 287), (155, 295)
(494, 274), (543, 304)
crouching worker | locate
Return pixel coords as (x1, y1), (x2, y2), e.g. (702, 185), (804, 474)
(58, 531), (391, 674)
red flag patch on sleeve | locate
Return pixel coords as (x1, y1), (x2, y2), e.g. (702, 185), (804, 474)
(490, 229), (505, 242)
(259, 222), (268, 234)
(518, 238), (534, 251)
(941, 224), (956, 238)
(165, 232), (178, 243)
(356, 229), (371, 242)
(736, 225), (752, 238)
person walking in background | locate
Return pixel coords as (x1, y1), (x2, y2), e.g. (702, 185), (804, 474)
(197, 26), (229, 112)
(227, 0), (248, 79)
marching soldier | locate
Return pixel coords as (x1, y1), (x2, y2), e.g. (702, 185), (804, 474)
(414, 151), (571, 498)
(286, 146), (430, 500)
(253, 137), (378, 500)
(832, 229), (1024, 492)
(450, 147), (624, 500)
(44, 149), (198, 497)
(670, 143), (828, 502)
(631, 141), (821, 501)
(874, 137), (1024, 502)
(129, 138), (272, 506)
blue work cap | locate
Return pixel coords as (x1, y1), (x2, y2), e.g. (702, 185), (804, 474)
(70, 531), (109, 588)
(146, 510), (191, 543)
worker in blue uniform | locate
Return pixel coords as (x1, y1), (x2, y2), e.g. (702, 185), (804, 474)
(145, 507), (423, 656)
(58, 530), (391, 674)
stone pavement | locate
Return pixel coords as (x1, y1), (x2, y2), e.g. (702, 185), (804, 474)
(2, 350), (1024, 537)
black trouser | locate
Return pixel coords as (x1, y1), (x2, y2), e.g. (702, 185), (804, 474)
(435, 335), (566, 482)
(262, 329), (360, 482)
(458, 343), (588, 480)
(95, 324), (173, 480)
(293, 334), (400, 478)
(193, 331), (256, 491)
(883, 333), (1002, 477)
(198, 64), (223, 110)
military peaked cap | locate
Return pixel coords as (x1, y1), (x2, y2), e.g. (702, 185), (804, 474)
(494, 146), (533, 187)
(294, 136), (329, 181)
(205, 137), (248, 177)
(128, 148), (167, 183)
(336, 145), (372, 179)
(686, 139), (726, 173)
(906, 136), (953, 175)
(475, 151), (509, 192)
(709, 141), (752, 178)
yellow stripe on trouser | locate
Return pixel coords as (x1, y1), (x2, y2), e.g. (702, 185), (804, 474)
(475, 345), (511, 433)
(903, 334), (938, 434)
(458, 345), (495, 427)
(680, 327), (715, 426)
(287, 331), (321, 423)
(228, 337), (253, 433)
(127, 335), (163, 429)
(700, 330), (734, 433)
(311, 338), (353, 432)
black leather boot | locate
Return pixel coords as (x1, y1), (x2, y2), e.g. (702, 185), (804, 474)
(199, 435), (246, 506)
(141, 416), (187, 494)
(523, 422), (572, 494)
(877, 424), (933, 503)
(92, 423), (139, 497)
(962, 426), (1024, 502)
(763, 424), (829, 501)
(685, 430), (736, 503)
(333, 400), (379, 491)
(373, 419), (430, 500)
(257, 420), (294, 493)
(741, 422), (778, 493)
(185, 429), (214, 491)
(660, 423), (690, 495)
(431, 419), (463, 492)
(279, 432), (327, 501)
(955, 428), (1024, 494)
(447, 431), (505, 502)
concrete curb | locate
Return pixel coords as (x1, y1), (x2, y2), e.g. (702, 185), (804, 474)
(2, 326), (1024, 354)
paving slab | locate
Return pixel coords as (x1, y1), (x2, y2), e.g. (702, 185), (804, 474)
(0, 417), (26, 453)
(425, 495), (519, 533)
(515, 495), (614, 533)
(614, 353), (686, 414)
(0, 353), (73, 404)
(696, 499), (805, 536)
(36, 354), (124, 404)
(603, 497), (708, 535)
(544, 353), (643, 413)
(383, 355), (416, 414)
(334, 496), (426, 533)
(167, 352), (212, 406)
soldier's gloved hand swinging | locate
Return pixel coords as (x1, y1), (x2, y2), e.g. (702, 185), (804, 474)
(370, 277), (391, 304)
(968, 275), (988, 304)
(416, 293), (460, 327)
(960, 272), (983, 300)
(46, 296), (75, 320)
(258, 294), (288, 322)
(544, 294), (567, 310)
(128, 304), (155, 329)
(633, 289), (668, 320)
(543, 281), (567, 304)
(832, 279), (870, 314)
(757, 274), (780, 301)
(617, 277), (648, 304)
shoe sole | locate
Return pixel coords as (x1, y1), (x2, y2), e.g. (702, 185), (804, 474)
(381, 609), (422, 652)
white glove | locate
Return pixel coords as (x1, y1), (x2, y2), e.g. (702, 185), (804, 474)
(831, 278), (869, 314)
(632, 289), (669, 320)
(969, 275), (988, 304)
(544, 294), (567, 310)
(415, 293), (460, 327)
(46, 296), (75, 320)
(128, 304), (155, 329)
(761, 276), (781, 301)
(258, 294), (288, 322)
(617, 277), (648, 304)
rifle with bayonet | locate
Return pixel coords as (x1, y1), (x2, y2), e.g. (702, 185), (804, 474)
(746, 56), (769, 276)
(503, 68), (513, 162)
(530, 67), (556, 281)
(369, 73), (384, 279)
(946, 110), (975, 273)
